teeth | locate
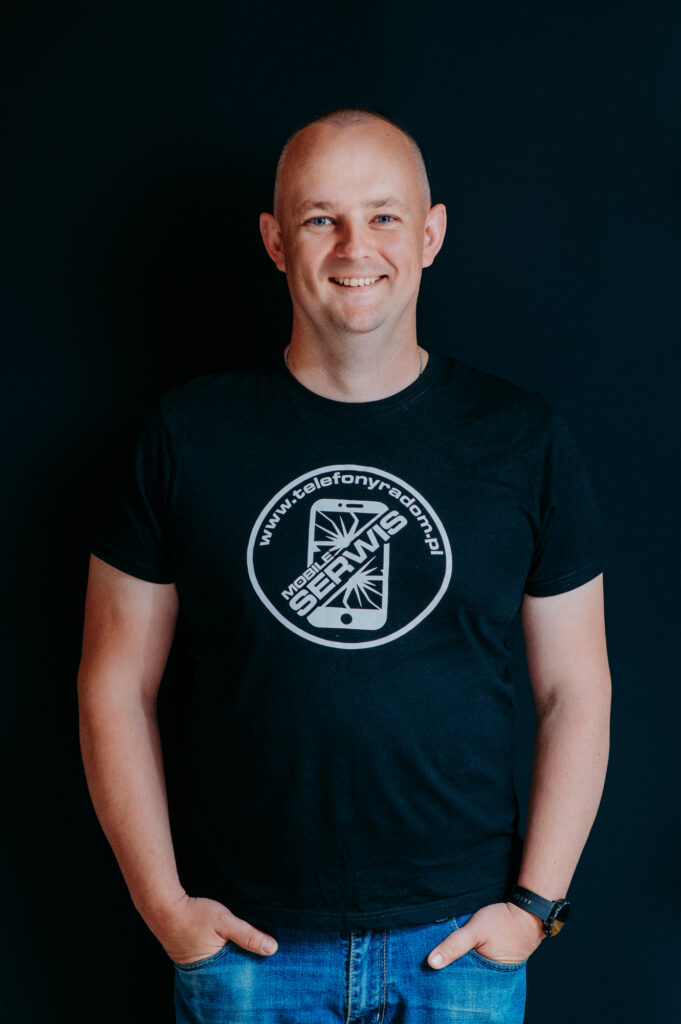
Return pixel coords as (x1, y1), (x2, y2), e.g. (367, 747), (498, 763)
(331, 276), (383, 287)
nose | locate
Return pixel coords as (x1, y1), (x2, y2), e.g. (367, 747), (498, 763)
(334, 219), (372, 261)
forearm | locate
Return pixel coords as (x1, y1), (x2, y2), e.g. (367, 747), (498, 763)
(516, 688), (611, 899)
(78, 688), (186, 931)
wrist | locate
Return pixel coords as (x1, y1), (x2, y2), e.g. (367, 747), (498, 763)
(135, 886), (188, 932)
(506, 883), (571, 938)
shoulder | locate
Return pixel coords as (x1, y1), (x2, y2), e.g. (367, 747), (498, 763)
(153, 365), (277, 432)
(436, 350), (554, 430)
(157, 366), (266, 410)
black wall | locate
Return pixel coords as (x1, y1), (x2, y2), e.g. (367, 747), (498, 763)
(3, 2), (679, 1021)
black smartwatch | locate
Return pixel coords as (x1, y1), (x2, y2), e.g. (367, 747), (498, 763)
(506, 883), (571, 937)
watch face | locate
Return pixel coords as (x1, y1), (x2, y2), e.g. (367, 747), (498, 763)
(550, 901), (570, 936)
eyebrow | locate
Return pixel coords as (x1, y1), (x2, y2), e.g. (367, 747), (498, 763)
(295, 196), (409, 215)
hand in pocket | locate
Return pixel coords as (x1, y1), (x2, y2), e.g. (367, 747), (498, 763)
(153, 894), (279, 964)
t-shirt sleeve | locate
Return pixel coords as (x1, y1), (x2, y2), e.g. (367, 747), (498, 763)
(88, 399), (176, 583)
(524, 408), (610, 597)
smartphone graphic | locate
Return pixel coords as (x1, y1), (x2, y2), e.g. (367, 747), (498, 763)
(306, 499), (389, 631)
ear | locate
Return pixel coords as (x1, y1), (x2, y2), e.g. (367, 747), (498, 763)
(259, 212), (287, 273)
(421, 203), (447, 269)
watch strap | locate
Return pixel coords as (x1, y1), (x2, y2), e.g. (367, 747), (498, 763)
(506, 883), (568, 936)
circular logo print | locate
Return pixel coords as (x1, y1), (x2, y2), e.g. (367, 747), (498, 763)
(247, 464), (452, 649)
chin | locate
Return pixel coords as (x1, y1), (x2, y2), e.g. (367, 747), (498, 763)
(330, 314), (388, 335)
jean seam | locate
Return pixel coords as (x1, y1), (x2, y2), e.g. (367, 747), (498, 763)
(377, 929), (387, 1023)
(346, 932), (355, 1024)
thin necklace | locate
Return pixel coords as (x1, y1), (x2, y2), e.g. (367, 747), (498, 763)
(284, 346), (424, 378)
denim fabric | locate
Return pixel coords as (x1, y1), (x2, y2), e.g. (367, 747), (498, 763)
(173, 911), (527, 1023)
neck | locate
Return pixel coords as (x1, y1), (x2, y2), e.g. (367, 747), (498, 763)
(283, 340), (428, 403)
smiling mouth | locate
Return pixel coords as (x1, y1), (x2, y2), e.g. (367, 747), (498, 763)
(329, 275), (387, 288)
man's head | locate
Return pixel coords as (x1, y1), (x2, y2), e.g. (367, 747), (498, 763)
(260, 107), (446, 343)
(272, 109), (432, 224)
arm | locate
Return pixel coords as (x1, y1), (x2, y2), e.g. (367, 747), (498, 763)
(428, 573), (611, 968)
(78, 555), (183, 924)
(78, 554), (279, 962)
(516, 571), (611, 900)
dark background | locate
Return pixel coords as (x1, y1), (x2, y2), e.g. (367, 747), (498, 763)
(3, 1), (679, 1021)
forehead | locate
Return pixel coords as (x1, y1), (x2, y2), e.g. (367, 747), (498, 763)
(282, 122), (421, 212)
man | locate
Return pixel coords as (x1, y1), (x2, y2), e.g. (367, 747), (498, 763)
(78, 107), (612, 1023)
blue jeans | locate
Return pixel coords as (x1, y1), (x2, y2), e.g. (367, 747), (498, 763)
(173, 912), (527, 1023)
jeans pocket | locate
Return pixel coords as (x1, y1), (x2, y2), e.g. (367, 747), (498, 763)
(466, 948), (527, 972)
(448, 915), (527, 973)
(172, 941), (233, 971)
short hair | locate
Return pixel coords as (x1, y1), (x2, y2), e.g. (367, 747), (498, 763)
(272, 106), (432, 222)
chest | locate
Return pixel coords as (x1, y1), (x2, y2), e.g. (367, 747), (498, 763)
(168, 413), (535, 648)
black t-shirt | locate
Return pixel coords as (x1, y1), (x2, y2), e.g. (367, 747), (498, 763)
(89, 348), (610, 932)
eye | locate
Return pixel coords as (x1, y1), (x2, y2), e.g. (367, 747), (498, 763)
(305, 216), (333, 226)
(374, 215), (396, 223)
